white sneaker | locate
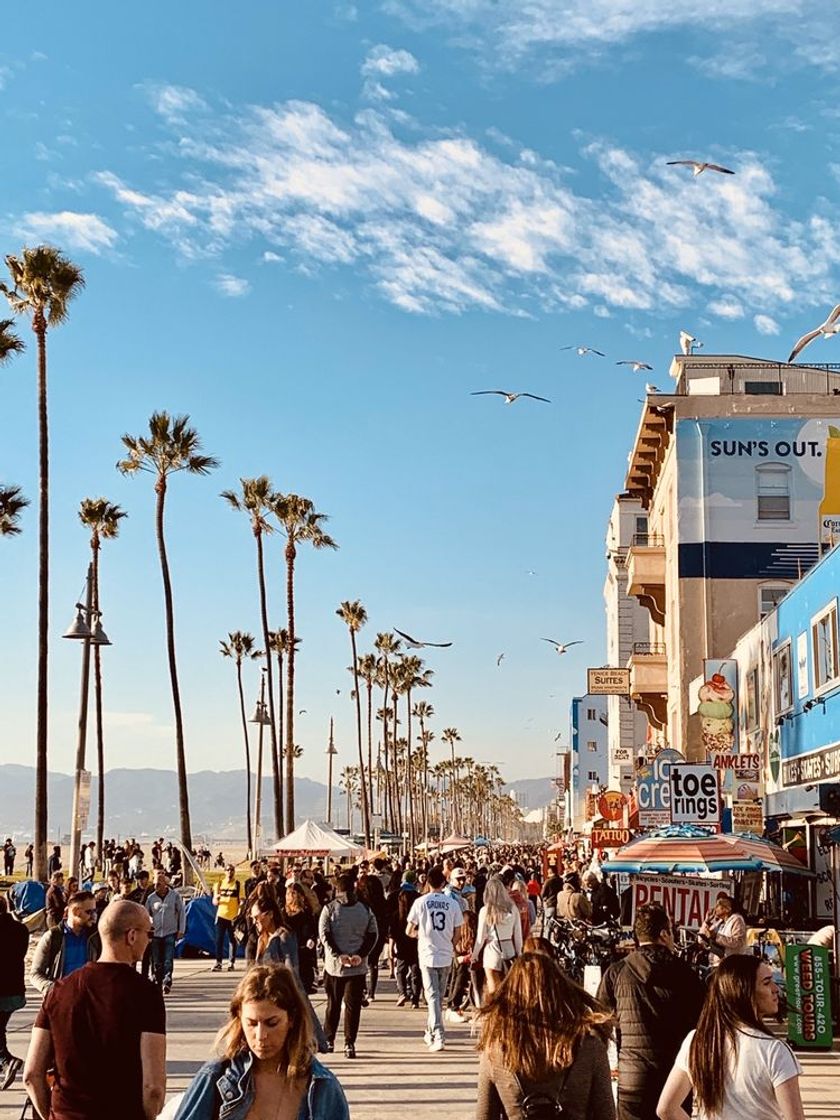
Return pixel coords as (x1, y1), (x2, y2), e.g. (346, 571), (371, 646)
(423, 1030), (433, 1047)
(430, 1037), (445, 1052)
(445, 1009), (467, 1025)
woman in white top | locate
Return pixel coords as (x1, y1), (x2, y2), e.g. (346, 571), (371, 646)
(657, 956), (804, 1120)
(472, 875), (523, 996)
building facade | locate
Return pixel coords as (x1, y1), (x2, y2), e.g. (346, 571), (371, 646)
(570, 693), (609, 831)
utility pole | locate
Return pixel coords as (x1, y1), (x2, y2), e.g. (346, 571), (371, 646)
(326, 717), (337, 824)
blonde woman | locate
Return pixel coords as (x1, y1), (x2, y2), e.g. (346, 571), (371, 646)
(174, 966), (348, 1120)
(472, 875), (523, 996)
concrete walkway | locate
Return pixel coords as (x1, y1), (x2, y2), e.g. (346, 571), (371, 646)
(1, 958), (838, 1118)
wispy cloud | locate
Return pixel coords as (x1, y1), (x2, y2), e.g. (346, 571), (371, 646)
(90, 92), (838, 318)
(0, 65), (12, 90)
(754, 313), (780, 335)
(362, 44), (420, 78)
(13, 210), (118, 253)
(214, 273), (251, 297)
(139, 81), (208, 120)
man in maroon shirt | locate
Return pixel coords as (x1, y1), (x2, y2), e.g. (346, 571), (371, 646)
(23, 900), (166, 1120)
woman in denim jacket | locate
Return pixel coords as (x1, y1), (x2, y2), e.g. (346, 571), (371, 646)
(175, 966), (348, 1120)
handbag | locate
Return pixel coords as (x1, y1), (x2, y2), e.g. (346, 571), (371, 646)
(514, 1069), (570, 1120)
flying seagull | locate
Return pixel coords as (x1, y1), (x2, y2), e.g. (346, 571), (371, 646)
(471, 390), (551, 404)
(554, 732), (563, 742)
(496, 653), (505, 667)
(617, 360), (653, 372)
(666, 159), (735, 177)
(560, 345), (605, 357)
(526, 569), (537, 576)
(788, 304), (840, 363)
(542, 638), (583, 655)
(645, 383), (661, 394)
(393, 628), (452, 649)
(680, 330), (703, 356)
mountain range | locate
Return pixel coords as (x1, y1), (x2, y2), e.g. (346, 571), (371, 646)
(0, 764), (554, 840)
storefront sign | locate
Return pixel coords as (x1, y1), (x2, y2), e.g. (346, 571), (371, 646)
(697, 659), (738, 756)
(613, 747), (632, 762)
(782, 741), (840, 787)
(710, 751), (761, 799)
(598, 790), (627, 821)
(636, 748), (684, 827)
(591, 826), (631, 848)
(731, 800), (764, 835)
(787, 944), (834, 1049)
(630, 874), (732, 932)
(587, 667), (630, 695)
(669, 764), (721, 827)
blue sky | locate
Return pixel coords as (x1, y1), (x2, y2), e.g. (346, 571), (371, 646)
(1, 2), (839, 791)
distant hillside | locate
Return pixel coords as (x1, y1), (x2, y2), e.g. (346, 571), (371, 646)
(0, 764), (555, 840)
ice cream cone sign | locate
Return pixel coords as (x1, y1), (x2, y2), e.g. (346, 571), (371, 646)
(698, 667), (736, 754)
(819, 424), (840, 547)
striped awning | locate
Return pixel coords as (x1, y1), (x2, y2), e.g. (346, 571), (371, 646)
(601, 823), (813, 876)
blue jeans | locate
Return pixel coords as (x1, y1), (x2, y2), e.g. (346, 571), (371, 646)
(215, 919), (236, 965)
(151, 934), (176, 987)
(420, 965), (451, 1042)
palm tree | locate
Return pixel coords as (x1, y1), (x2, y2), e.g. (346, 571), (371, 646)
(272, 493), (337, 833)
(339, 765), (359, 832)
(414, 701), (435, 843)
(2, 247), (84, 880)
(337, 601), (371, 847)
(441, 728), (462, 833)
(268, 627), (299, 796)
(118, 412), (218, 857)
(0, 484), (29, 536)
(374, 632), (401, 830)
(220, 632), (262, 856)
(78, 499), (127, 866)
(356, 653), (377, 812)
(401, 656), (433, 850)
(221, 477), (282, 838)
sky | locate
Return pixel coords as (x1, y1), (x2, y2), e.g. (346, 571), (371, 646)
(1, 1), (839, 792)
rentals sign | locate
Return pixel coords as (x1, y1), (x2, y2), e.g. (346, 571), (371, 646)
(630, 874), (732, 932)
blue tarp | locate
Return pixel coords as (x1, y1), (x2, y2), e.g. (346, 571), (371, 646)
(11, 879), (45, 916)
(175, 894), (243, 959)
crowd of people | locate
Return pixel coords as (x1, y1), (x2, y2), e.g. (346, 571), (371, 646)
(0, 839), (809, 1120)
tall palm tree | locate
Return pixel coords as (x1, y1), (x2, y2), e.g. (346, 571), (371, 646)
(221, 477), (282, 838)
(78, 498), (127, 866)
(268, 627), (300, 803)
(374, 632), (401, 830)
(118, 412), (218, 857)
(356, 653), (377, 812)
(337, 601), (371, 847)
(414, 701), (435, 843)
(441, 727), (462, 833)
(0, 484), (29, 536)
(339, 765), (359, 832)
(272, 493), (337, 833)
(219, 631), (262, 856)
(2, 247), (84, 880)
(401, 655), (433, 850)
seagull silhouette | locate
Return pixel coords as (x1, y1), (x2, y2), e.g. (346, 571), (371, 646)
(496, 653), (505, 667)
(788, 304), (840, 363)
(680, 330), (703, 356)
(542, 638), (583, 655)
(617, 360), (653, 372)
(393, 628), (452, 649)
(667, 159), (735, 176)
(560, 345), (605, 357)
(645, 383), (661, 394)
(554, 732), (563, 742)
(298, 709), (307, 715)
(471, 390), (551, 404)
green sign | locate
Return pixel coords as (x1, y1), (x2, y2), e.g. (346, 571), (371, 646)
(786, 943), (833, 1049)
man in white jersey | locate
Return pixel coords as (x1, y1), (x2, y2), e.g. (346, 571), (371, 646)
(407, 866), (463, 1052)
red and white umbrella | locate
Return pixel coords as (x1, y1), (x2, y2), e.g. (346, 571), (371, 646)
(601, 824), (813, 876)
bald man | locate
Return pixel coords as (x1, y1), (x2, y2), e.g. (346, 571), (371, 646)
(24, 900), (166, 1120)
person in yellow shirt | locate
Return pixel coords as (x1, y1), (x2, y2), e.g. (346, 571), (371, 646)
(212, 865), (242, 972)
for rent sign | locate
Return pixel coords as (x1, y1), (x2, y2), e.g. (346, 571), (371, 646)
(630, 874), (731, 932)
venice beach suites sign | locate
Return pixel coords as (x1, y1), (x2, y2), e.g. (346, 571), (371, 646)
(782, 741), (840, 787)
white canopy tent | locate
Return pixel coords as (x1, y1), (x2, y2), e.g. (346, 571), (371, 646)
(274, 819), (363, 858)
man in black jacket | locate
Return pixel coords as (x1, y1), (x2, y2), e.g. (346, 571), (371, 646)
(0, 896), (29, 1089)
(597, 903), (705, 1120)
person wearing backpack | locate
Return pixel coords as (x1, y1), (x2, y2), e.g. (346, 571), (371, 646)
(472, 875), (523, 997)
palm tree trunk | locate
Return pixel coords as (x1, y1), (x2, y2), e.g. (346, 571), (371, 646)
(406, 689), (415, 851)
(366, 681), (374, 815)
(34, 316), (49, 881)
(256, 530), (282, 838)
(236, 659), (253, 855)
(155, 475), (192, 856)
(92, 537), (105, 868)
(276, 649), (284, 814)
(382, 672), (392, 830)
(284, 542), (296, 834)
(350, 631), (371, 846)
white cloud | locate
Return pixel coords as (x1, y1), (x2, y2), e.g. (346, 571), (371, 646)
(140, 82), (207, 120)
(708, 297), (745, 320)
(362, 44), (420, 78)
(214, 273), (251, 297)
(0, 66), (12, 90)
(262, 250), (282, 263)
(13, 210), (118, 253)
(754, 313), (781, 335)
(92, 96), (840, 317)
(30, 51), (48, 62)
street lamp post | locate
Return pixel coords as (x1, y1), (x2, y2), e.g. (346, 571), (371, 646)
(63, 563), (111, 879)
(326, 717), (337, 824)
(249, 668), (272, 855)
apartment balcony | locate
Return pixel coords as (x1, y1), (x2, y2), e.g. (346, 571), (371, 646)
(628, 641), (668, 730)
(626, 533), (666, 625)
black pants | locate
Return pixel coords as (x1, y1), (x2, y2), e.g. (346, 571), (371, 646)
(0, 1008), (14, 1059)
(446, 961), (470, 1010)
(215, 919), (236, 965)
(323, 973), (366, 1045)
(367, 933), (386, 997)
(395, 957), (421, 1005)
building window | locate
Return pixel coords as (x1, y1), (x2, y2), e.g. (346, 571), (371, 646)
(586, 708), (597, 720)
(756, 464), (791, 522)
(773, 641), (793, 714)
(635, 515), (649, 545)
(587, 770), (599, 782)
(744, 381), (782, 395)
(812, 603), (840, 693)
(745, 666), (759, 730)
(759, 584), (790, 619)
(587, 740), (598, 752)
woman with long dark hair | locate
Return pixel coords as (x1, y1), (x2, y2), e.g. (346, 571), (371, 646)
(390, 883), (421, 1008)
(174, 966), (348, 1119)
(475, 951), (616, 1119)
(285, 883), (318, 993)
(657, 956), (804, 1120)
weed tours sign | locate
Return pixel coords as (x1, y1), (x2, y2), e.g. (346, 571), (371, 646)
(786, 944), (833, 1049)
